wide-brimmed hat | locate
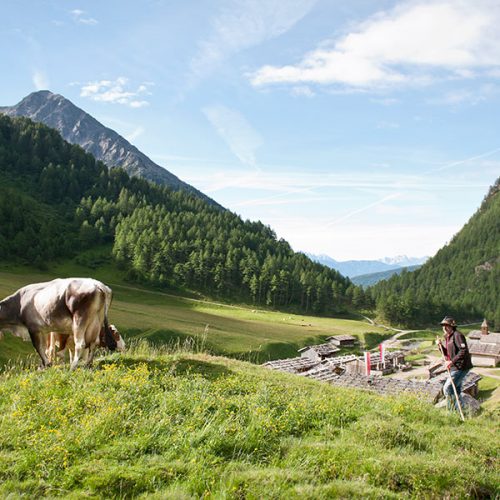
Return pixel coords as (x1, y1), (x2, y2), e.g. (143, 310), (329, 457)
(440, 316), (456, 327)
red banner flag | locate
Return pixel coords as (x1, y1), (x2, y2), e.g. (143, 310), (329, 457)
(364, 351), (371, 376)
(379, 343), (386, 368)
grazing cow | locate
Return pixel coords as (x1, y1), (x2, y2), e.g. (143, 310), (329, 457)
(46, 324), (125, 364)
(0, 278), (117, 370)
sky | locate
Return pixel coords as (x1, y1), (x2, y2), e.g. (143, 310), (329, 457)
(1, 0), (499, 260)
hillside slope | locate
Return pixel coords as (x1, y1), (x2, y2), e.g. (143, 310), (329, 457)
(0, 349), (498, 498)
(0, 90), (219, 206)
(371, 178), (500, 327)
(0, 114), (355, 315)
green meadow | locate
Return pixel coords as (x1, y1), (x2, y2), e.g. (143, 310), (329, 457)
(0, 264), (387, 366)
(1, 265), (499, 498)
(0, 347), (498, 499)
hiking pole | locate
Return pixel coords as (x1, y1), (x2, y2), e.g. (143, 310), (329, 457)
(436, 339), (465, 421)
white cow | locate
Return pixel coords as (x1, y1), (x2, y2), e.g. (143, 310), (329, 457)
(0, 278), (118, 369)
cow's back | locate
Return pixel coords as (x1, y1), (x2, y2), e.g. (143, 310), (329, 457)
(19, 279), (71, 333)
(19, 278), (109, 335)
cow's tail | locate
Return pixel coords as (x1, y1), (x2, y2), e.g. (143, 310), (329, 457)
(102, 286), (117, 352)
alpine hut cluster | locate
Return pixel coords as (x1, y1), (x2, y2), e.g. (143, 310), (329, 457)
(263, 332), (483, 406)
(467, 319), (500, 367)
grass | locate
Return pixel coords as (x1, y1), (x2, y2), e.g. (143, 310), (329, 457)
(0, 263), (387, 365)
(405, 353), (427, 362)
(397, 331), (437, 341)
(0, 345), (498, 499)
(478, 376), (500, 411)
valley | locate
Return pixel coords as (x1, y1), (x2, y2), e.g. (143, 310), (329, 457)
(0, 264), (387, 366)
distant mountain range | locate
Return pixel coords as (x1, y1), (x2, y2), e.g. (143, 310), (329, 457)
(306, 253), (428, 279)
(351, 265), (422, 287)
(0, 90), (219, 207)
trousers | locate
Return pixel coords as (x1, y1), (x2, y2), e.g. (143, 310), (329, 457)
(443, 369), (469, 413)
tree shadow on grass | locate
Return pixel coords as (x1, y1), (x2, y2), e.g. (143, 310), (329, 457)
(364, 332), (390, 350)
(241, 341), (304, 365)
(478, 387), (497, 401)
(95, 356), (233, 381)
(125, 328), (191, 345)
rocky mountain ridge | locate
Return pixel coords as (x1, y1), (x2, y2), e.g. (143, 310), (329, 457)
(0, 91), (219, 207)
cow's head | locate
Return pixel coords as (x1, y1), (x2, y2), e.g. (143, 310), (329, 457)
(109, 324), (126, 352)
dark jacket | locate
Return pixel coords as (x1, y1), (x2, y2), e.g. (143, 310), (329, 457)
(441, 329), (473, 371)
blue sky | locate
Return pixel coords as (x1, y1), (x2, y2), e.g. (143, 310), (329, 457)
(2, 0), (499, 260)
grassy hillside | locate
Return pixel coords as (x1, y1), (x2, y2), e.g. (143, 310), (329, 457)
(0, 347), (498, 498)
(0, 114), (356, 316)
(371, 177), (500, 328)
(0, 264), (387, 366)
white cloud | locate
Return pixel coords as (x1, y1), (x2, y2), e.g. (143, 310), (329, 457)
(33, 69), (49, 90)
(80, 78), (152, 107)
(71, 9), (98, 25)
(323, 193), (402, 228)
(185, 168), (491, 199)
(291, 86), (315, 97)
(428, 147), (500, 173)
(203, 104), (263, 167)
(129, 100), (149, 108)
(189, 0), (317, 83)
(250, 0), (500, 90)
(432, 83), (500, 106)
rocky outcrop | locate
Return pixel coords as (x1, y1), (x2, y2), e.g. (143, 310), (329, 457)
(0, 91), (220, 207)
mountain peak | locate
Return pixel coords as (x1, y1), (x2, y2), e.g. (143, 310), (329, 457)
(1, 91), (220, 207)
(379, 255), (429, 267)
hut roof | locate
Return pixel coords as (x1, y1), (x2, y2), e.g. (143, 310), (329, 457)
(468, 330), (482, 339)
(468, 331), (500, 344)
(468, 341), (500, 356)
(302, 371), (443, 402)
(323, 354), (358, 366)
(298, 343), (340, 356)
(431, 372), (482, 393)
(262, 357), (318, 373)
(326, 334), (357, 342)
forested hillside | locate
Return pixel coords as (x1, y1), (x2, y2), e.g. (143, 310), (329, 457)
(0, 115), (356, 314)
(370, 178), (500, 328)
(1, 91), (217, 206)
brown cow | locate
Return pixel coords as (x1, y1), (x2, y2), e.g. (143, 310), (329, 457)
(0, 278), (117, 369)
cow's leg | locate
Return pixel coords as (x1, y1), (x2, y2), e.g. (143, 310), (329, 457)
(85, 343), (97, 368)
(45, 333), (54, 364)
(70, 311), (89, 370)
(57, 335), (69, 364)
(29, 330), (51, 369)
(70, 336), (87, 371)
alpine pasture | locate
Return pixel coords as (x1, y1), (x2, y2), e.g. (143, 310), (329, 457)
(0, 264), (386, 366)
(1, 266), (499, 498)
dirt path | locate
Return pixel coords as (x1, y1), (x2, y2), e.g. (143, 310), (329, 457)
(360, 315), (422, 347)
